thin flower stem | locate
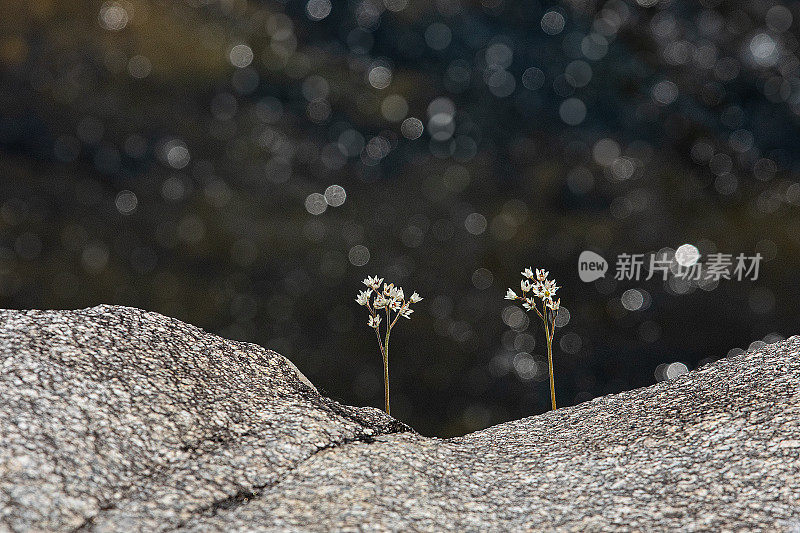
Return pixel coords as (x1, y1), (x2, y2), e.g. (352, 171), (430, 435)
(374, 326), (384, 356)
(384, 306), (392, 415)
(366, 302), (385, 354)
(374, 318), (387, 413)
(541, 299), (557, 411)
(546, 329), (556, 411)
(384, 328), (391, 415)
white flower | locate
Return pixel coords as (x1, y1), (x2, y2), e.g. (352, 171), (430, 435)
(394, 287), (404, 301)
(409, 292), (423, 303)
(383, 282), (395, 296)
(521, 279), (532, 292)
(531, 281), (544, 298)
(368, 315), (381, 328)
(363, 275), (383, 290)
(373, 294), (388, 309)
(542, 279), (559, 299)
(355, 289), (372, 306)
(536, 269), (549, 281)
(521, 267), (535, 279)
(400, 307), (414, 319)
(547, 298), (560, 311)
(504, 288), (517, 300)
(522, 298), (535, 311)
(388, 299), (402, 311)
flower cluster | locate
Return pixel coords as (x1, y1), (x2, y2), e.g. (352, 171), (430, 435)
(505, 268), (560, 313)
(355, 275), (422, 415)
(506, 267), (563, 410)
(356, 276), (422, 327)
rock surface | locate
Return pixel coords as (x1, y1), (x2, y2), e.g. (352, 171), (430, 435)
(1, 306), (799, 531)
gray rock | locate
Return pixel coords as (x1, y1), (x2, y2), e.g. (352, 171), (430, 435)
(0, 306), (407, 532)
(1, 306), (799, 531)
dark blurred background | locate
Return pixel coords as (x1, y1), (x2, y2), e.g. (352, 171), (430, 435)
(2, 0), (799, 436)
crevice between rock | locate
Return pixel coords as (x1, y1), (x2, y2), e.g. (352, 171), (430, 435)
(167, 426), (409, 531)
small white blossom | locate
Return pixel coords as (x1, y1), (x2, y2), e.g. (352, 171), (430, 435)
(373, 294), (388, 309)
(388, 298), (402, 311)
(409, 292), (423, 303)
(363, 275), (383, 290)
(531, 281), (544, 298)
(355, 289), (372, 306)
(542, 279), (559, 299)
(400, 307), (414, 319)
(368, 315), (381, 328)
(545, 279), (559, 293)
(506, 266), (561, 315)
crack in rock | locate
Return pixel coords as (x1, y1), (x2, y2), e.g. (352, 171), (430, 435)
(169, 429), (401, 531)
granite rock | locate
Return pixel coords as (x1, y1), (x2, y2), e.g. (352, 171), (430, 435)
(1, 306), (799, 531)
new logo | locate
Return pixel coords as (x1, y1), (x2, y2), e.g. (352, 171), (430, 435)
(578, 251), (608, 282)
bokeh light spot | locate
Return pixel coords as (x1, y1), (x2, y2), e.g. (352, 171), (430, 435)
(381, 94), (408, 122)
(368, 65), (392, 89)
(401, 117), (424, 139)
(425, 23), (452, 50)
(621, 289), (644, 311)
(164, 140), (190, 169)
(348, 244), (370, 266)
(324, 185), (346, 207)
(675, 244), (700, 266)
(665, 362), (689, 380)
(128, 55), (152, 78)
(99, 2), (129, 31)
(229, 44), (254, 68)
(464, 213), (487, 235)
(471, 268), (493, 289)
(652, 80), (678, 105)
(305, 193), (327, 215)
(559, 98), (586, 125)
(521, 67), (545, 90)
(306, 0), (332, 21)
(541, 11), (566, 35)
(115, 190), (138, 215)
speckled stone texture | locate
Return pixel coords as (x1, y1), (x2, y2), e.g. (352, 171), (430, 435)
(0, 306), (408, 532)
(1, 306), (799, 532)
